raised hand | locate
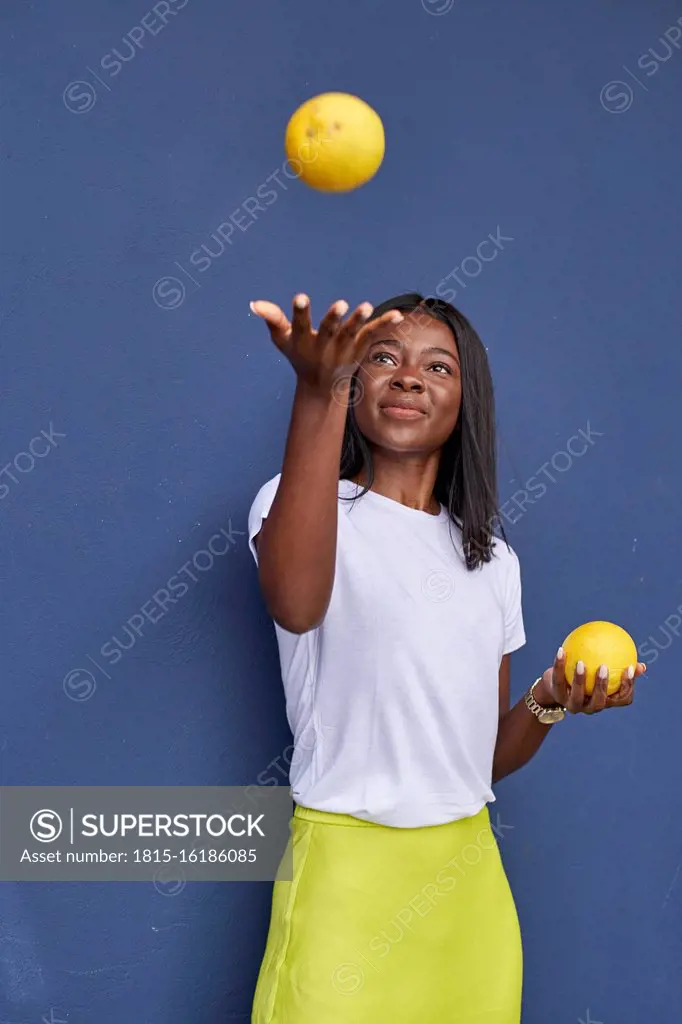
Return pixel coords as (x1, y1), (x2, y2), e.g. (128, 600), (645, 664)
(250, 294), (403, 402)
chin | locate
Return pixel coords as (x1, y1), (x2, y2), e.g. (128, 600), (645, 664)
(370, 428), (433, 453)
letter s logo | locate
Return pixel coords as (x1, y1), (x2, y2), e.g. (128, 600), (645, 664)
(30, 809), (63, 842)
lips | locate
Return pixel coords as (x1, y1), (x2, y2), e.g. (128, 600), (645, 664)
(379, 400), (426, 419)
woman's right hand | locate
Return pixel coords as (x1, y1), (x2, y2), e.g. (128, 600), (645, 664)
(250, 294), (403, 400)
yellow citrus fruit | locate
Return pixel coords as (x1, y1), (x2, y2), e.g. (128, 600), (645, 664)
(562, 621), (638, 696)
(284, 92), (385, 193)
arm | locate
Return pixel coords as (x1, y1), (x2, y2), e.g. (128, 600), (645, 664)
(492, 656), (556, 783)
(492, 651), (647, 783)
(251, 294), (403, 634)
(256, 380), (347, 632)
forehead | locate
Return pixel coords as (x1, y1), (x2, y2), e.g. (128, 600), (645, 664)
(373, 310), (459, 356)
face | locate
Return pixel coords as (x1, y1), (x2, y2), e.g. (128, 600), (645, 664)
(353, 310), (462, 453)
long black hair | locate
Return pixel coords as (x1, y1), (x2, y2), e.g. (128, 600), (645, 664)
(339, 292), (507, 571)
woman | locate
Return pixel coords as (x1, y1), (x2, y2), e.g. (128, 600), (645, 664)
(246, 292), (645, 1023)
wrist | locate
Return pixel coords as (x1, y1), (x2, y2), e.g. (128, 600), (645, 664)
(531, 675), (556, 707)
(293, 378), (348, 421)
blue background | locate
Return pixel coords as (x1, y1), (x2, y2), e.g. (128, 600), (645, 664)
(2, 0), (681, 1020)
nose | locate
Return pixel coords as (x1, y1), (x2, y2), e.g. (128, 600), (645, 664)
(389, 369), (424, 393)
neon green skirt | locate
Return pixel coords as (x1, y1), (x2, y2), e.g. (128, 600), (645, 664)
(252, 803), (522, 1023)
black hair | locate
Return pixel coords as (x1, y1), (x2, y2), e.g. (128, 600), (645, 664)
(339, 292), (507, 570)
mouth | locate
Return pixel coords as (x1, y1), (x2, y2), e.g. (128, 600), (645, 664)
(379, 401), (426, 420)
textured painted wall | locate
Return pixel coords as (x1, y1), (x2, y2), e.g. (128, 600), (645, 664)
(1, 0), (681, 1020)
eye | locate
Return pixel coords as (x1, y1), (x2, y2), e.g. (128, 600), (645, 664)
(429, 362), (452, 375)
(370, 351), (397, 366)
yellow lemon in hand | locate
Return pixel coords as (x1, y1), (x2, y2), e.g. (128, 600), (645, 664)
(562, 621), (638, 696)
(284, 92), (385, 193)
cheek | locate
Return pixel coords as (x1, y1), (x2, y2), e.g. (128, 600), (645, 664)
(354, 366), (383, 414)
(430, 387), (462, 439)
(358, 362), (386, 390)
(433, 374), (461, 403)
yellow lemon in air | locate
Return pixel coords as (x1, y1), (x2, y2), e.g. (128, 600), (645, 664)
(562, 621), (638, 696)
(284, 92), (385, 193)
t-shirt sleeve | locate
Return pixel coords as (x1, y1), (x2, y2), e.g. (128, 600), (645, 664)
(247, 473), (281, 564)
(502, 546), (526, 654)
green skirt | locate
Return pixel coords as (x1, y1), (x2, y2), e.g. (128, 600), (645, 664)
(252, 803), (522, 1023)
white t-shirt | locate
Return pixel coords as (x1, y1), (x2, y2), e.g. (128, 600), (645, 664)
(248, 474), (526, 828)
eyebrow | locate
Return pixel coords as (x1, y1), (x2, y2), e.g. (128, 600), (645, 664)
(368, 337), (460, 364)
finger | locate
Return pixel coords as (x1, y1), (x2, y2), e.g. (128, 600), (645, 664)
(585, 664), (609, 714)
(356, 307), (406, 343)
(566, 659), (587, 714)
(606, 678), (635, 708)
(607, 664), (636, 707)
(346, 308), (406, 390)
(250, 300), (291, 348)
(339, 306), (405, 370)
(291, 293), (313, 339)
(337, 301), (374, 340)
(329, 305), (405, 398)
(317, 299), (350, 344)
(354, 308), (406, 363)
(330, 302), (375, 369)
(551, 646), (570, 706)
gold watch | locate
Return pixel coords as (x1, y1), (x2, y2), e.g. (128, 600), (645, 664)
(524, 677), (566, 725)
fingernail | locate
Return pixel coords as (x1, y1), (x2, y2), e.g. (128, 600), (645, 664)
(294, 294), (309, 309)
(642, 663), (647, 672)
(556, 646), (564, 660)
(389, 311), (403, 323)
(576, 660), (585, 674)
(249, 301), (259, 314)
(334, 300), (349, 316)
(598, 664), (608, 680)
(359, 303), (373, 319)
(627, 664), (634, 679)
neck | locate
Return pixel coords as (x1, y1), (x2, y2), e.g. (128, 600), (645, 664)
(352, 450), (441, 515)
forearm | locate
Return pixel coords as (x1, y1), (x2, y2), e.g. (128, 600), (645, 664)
(257, 380), (347, 631)
(492, 676), (557, 783)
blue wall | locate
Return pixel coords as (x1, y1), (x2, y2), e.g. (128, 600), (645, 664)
(2, 0), (681, 1020)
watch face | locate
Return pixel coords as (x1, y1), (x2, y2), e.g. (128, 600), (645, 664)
(539, 707), (565, 724)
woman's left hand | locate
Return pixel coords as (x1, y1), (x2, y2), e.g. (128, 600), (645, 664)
(538, 649), (646, 715)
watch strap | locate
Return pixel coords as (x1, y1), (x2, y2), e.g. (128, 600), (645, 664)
(524, 678), (565, 719)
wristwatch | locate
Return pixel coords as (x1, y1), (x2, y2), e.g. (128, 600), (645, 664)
(524, 677), (566, 725)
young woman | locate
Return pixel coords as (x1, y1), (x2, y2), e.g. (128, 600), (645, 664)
(247, 292), (645, 1024)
